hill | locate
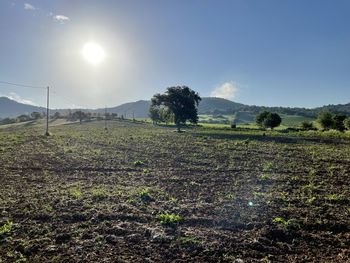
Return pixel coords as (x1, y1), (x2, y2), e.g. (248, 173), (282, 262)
(100, 97), (245, 118)
(0, 97), (45, 118)
(197, 97), (245, 114)
(1, 96), (350, 120)
(103, 100), (151, 118)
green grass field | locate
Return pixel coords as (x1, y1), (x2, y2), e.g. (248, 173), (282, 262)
(198, 112), (316, 128)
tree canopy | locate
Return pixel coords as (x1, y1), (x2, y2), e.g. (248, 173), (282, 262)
(256, 111), (282, 129)
(150, 86), (201, 131)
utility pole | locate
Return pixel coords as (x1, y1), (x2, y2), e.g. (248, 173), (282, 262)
(45, 86), (50, 136)
(104, 106), (107, 130)
(133, 111), (135, 122)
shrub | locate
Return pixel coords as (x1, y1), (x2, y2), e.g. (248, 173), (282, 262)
(301, 121), (315, 130)
(317, 111), (334, 130)
(332, 114), (346, 131)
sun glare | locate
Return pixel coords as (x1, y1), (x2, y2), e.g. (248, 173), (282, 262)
(81, 42), (106, 65)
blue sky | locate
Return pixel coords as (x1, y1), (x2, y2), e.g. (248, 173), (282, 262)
(0, 0), (349, 109)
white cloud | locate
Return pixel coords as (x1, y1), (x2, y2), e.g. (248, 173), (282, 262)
(24, 3), (36, 11)
(7, 92), (36, 106)
(210, 82), (238, 100)
(53, 15), (70, 23)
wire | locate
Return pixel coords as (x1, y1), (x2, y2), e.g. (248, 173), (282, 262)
(0, 80), (46, 89)
(51, 88), (88, 109)
(0, 80), (90, 109)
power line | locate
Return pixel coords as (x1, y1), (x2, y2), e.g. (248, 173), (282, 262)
(50, 88), (88, 109)
(0, 80), (46, 89)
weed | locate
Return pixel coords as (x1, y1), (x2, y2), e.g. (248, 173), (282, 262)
(133, 160), (145, 166)
(272, 217), (297, 229)
(91, 187), (109, 200)
(306, 196), (316, 205)
(260, 173), (272, 180)
(68, 186), (82, 199)
(0, 221), (13, 236)
(139, 189), (152, 202)
(325, 194), (341, 201)
(143, 168), (151, 174)
(158, 213), (182, 225)
(263, 162), (273, 171)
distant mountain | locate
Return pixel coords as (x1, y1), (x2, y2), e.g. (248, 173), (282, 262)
(103, 100), (151, 118)
(197, 97), (245, 114)
(1, 95), (350, 120)
(99, 97), (244, 118)
(99, 98), (350, 119)
(0, 97), (45, 118)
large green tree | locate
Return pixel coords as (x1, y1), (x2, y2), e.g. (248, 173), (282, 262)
(151, 86), (201, 131)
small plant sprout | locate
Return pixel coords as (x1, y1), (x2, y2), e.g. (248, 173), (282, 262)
(272, 217), (297, 229)
(68, 186), (83, 199)
(0, 221), (13, 236)
(143, 168), (150, 174)
(133, 160), (145, 166)
(139, 189), (152, 202)
(91, 187), (109, 200)
(158, 213), (182, 226)
(260, 173), (272, 180)
(263, 162), (273, 171)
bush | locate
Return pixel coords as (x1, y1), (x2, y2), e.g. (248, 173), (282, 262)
(301, 121), (315, 130)
(317, 111), (334, 130)
(332, 114), (346, 131)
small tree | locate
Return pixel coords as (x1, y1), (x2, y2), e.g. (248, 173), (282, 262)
(332, 113), (346, 131)
(151, 86), (201, 132)
(31, 112), (41, 120)
(317, 111), (334, 130)
(256, 111), (281, 129)
(263, 113), (282, 130)
(17, 114), (31, 122)
(344, 117), (350, 130)
(72, 110), (86, 124)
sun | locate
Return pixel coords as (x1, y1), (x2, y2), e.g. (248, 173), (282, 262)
(81, 42), (106, 65)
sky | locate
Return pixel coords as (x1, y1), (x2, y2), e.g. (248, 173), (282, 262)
(0, 0), (349, 109)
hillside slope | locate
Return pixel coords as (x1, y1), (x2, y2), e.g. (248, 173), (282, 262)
(0, 97), (45, 118)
